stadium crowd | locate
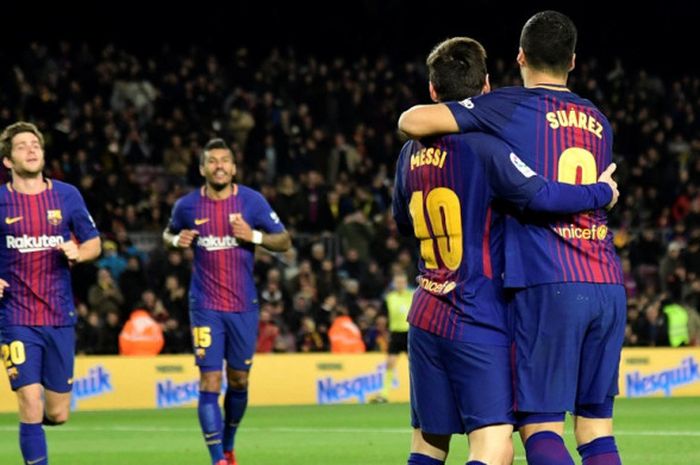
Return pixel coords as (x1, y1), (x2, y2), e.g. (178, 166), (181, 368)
(1, 41), (699, 354)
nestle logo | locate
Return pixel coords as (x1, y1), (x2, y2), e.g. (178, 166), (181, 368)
(156, 379), (200, 408)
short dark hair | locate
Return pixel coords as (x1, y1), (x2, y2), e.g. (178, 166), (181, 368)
(199, 138), (231, 165)
(427, 37), (487, 102)
(0, 121), (45, 160)
(520, 10), (577, 75)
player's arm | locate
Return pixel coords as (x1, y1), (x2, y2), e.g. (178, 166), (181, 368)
(484, 138), (617, 213)
(528, 164), (619, 212)
(61, 186), (102, 262)
(0, 278), (8, 298)
(237, 195), (292, 252)
(230, 214), (291, 252)
(391, 147), (414, 236)
(58, 236), (102, 263)
(163, 199), (199, 248)
(163, 227), (199, 248)
(398, 104), (458, 139)
(400, 93), (507, 140)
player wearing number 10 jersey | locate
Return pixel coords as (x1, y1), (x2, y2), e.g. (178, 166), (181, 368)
(399, 11), (626, 465)
(393, 37), (618, 465)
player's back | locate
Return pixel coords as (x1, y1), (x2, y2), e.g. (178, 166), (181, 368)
(447, 87), (623, 287)
(393, 133), (509, 346)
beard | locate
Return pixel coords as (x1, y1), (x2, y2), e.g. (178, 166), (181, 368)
(208, 180), (229, 191)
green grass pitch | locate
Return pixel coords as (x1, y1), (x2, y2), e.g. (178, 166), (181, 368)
(0, 398), (698, 464)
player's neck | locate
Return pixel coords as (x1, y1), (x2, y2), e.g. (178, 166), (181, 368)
(10, 173), (47, 195)
(203, 183), (236, 200)
(523, 69), (569, 90)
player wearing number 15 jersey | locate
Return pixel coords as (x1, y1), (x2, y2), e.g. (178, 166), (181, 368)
(0, 121), (101, 465)
(399, 11), (626, 465)
(164, 138), (290, 465)
(393, 37), (618, 465)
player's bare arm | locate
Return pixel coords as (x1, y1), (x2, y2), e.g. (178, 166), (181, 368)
(57, 236), (101, 263)
(230, 215), (291, 252)
(398, 104), (458, 138)
(597, 163), (619, 210)
(0, 278), (8, 298)
(163, 228), (199, 248)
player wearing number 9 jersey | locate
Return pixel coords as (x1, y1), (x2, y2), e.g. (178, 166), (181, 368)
(393, 37), (618, 465)
(399, 11), (626, 465)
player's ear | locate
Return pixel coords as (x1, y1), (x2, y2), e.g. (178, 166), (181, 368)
(429, 81), (439, 103)
(2, 156), (13, 170)
(569, 53), (576, 72)
(517, 47), (526, 67)
(482, 74), (491, 94)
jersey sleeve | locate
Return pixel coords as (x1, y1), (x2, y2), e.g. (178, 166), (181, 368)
(477, 135), (612, 213)
(166, 198), (187, 233)
(445, 90), (514, 134)
(67, 187), (100, 243)
(527, 181), (613, 214)
(475, 135), (546, 209)
(251, 192), (286, 234)
(392, 144), (413, 237)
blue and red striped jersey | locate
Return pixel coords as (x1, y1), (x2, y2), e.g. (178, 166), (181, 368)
(446, 87), (623, 287)
(394, 133), (548, 345)
(0, 179), (99, 326)
(167, 184), (285, 313)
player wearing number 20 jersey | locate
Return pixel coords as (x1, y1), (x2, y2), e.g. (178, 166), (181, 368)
(0, 121), (101, 465)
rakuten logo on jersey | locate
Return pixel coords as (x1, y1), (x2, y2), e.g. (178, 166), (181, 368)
(197, 235), (239, 251)
(5, 235), (64, 253)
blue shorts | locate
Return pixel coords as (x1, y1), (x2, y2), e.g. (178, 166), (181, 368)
(0, 325), (75, 392)
(511, 283), (626, 416)
(190, 309), (259, 372)
(409, 326), (514, 435)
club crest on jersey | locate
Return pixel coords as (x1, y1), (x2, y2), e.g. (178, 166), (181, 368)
(47, 209), (63, 225)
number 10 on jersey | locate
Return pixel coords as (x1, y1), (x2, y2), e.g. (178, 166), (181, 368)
(409, 188), (463, 271)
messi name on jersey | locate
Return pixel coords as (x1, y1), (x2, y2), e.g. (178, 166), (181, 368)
(410, 147), (448, 170)
(6, 234), (64, 253)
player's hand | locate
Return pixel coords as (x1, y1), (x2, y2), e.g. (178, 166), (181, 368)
(0, 279), (8, 299)
(598, 163), (619, 210)
(57, 241), (81, 262)
(174, 229), (199, 248)
(230, 213), (253, 242)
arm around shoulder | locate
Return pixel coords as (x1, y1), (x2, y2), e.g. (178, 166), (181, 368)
(398, 104), (458, 139)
